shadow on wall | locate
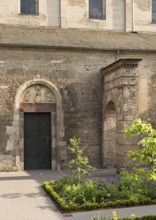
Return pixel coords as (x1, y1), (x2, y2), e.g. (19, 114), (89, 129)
(59, 72), (103, 168)
(0, 115), (8, 154)
(103, 101), (117, 168)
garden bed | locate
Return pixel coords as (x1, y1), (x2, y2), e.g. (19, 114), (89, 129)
(43, 172), (156, 212)
(43, 120), (156, 213)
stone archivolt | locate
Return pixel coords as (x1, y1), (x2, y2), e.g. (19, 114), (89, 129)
(21, 85), (55, 104)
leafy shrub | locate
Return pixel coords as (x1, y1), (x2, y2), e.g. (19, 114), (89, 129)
(124, 119), (156, 180)
(43, 173), (156, 211)
(118, 171), (146, 200)
(143, 180), (156, 199)
(43, 134), (156, 212)
(67, 137), (96, 184)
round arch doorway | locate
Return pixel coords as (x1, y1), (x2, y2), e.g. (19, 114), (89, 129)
(12, 79), (66, 171)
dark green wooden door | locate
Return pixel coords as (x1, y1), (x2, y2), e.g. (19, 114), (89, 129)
(24, 113), (51, 170)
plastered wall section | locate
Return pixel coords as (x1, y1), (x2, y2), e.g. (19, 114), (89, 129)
(0, 0), (125, 31)
(125, 0), (156, 32)
(1, 0), (156, 32)
(62, 0), (125, 31)
(62, 0), (156, 32)
(0, 0), (60, 27)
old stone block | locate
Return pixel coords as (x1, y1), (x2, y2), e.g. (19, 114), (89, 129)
(0, 159), (14, 172)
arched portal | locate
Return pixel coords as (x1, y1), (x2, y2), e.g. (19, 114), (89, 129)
(12, 79), (66, 171)
(103, 101), (117, 168)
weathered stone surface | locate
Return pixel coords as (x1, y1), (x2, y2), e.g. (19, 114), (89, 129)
(102, 59), (142, 169)
(0, 44), (108, 170)
(0, 159), (15, 172)
(0, 21), (156, 171)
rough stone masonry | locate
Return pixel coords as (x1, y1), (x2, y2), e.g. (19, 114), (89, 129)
(0, 24), (156, 171)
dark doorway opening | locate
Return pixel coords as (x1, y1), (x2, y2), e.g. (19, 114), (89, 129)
(24, 113), (51, 170)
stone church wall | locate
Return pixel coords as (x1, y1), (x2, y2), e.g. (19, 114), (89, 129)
(0, 47), (115, 170)
(1, 45), (156, 171)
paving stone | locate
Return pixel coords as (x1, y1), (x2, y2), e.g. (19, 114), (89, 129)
(0, 170), (156, 220)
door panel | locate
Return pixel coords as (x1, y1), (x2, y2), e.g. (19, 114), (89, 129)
(24, 113), (51, 170)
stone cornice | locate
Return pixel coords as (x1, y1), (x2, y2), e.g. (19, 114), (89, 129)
(101, 59), (142, 75)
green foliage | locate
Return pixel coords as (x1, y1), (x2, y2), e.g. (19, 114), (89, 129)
(43, 134), (156, 212)
(91, 214), (107, 220)
(43, 171), (156, 212)
(43, 181), (66, 210)
(43, 179), (156, 211)
(67, 137), (96, 184)
(124, 119), (156, 180)
(118, 171), (146, 200)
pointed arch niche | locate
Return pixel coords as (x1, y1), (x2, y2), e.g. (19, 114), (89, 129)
(103, 101), (117, 168)
(12, 79), (66, 171)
